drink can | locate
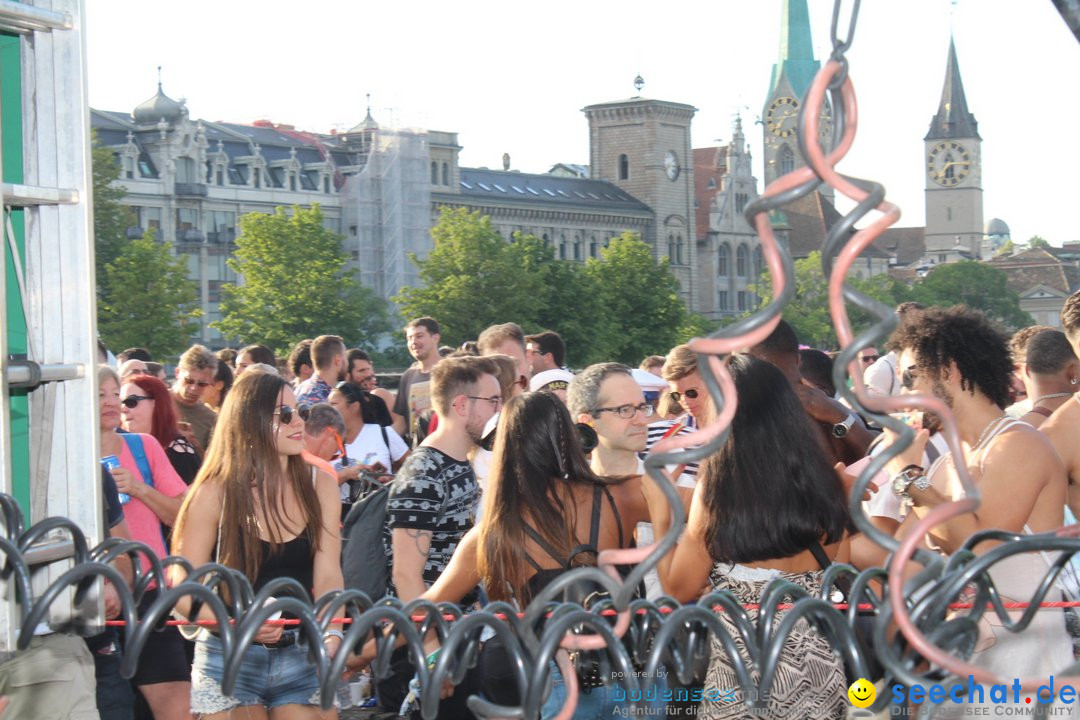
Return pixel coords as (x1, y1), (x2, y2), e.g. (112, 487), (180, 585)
(101, 455), (130, 504)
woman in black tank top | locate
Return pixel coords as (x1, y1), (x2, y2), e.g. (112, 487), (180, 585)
(348, 391), (654, 718)
(170, 371), (344, 717)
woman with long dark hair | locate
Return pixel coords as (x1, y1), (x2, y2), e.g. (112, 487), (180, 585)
(171, 371), (343, 718)
(643, 353), (853, 719)
(121, 374), (201, 485)
(351, 391), (654, 719)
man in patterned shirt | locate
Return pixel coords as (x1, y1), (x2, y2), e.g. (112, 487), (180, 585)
(385, 354), (500, 601)
(295, 334), (346, 408)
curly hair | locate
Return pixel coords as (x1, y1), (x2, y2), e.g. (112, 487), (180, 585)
(1062, 291), (1080, 344)
(890, 305), (1013, 409)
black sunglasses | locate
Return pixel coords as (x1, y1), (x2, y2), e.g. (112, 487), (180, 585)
(121, 395), (152, 409)
(669, 388), (699, 402)
(901, 367), (919, 391)
(275, 404), (310, 425)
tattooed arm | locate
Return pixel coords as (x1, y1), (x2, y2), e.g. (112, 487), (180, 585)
(391, 527), (433, 602)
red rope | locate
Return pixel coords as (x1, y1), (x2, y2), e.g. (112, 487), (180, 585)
(102, 599), (1080, 627)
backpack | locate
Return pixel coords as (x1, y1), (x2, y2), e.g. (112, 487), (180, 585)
(341, 482), (391, 599)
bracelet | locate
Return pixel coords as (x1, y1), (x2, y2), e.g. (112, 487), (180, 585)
(322, 629), (344, 642)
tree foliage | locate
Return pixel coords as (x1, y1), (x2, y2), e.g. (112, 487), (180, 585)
(91, 135), (135, 292)
(97, 232), (201, 358)
(396, 207), (710, 367)
(1028, 235), (1050, 249)
(751, 251), (907, 349)
(214, 205), (390, 355)
(910, 261), (1032, 330)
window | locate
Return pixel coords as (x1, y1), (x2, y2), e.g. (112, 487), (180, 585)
(289, 173), (297, 192)
(573, 235), (581, 261)
(216, 168), (224, 186)
(718, 291), (729, 311)
(542, 233), (549, 245)
(736, 245), (749, 277)
(590, 236), (598, 258)
(442, 162), (449, 186)
(253, 167), (261, 188)
(559, 234), (567, 260)
(205, 210), (236, 244)
(676, 234), (684, 265)
(753, 246), (763, 277)
(176, 156), (197, 184)
(176, 208), (198, 238)
(618, 154), (629, 180)
(737, 291), (747, 311)
(735, 192), (749, 214)
(668, 234), (675, 261)
(431, 161), (438, 184)
(229, 166), (247, 185)
(707, 177), (716, 189)
(718, 244), (730, 276)
(137, 206), (162, 239)
(779, 145), (796, 175)
(323, 175), (330, 193)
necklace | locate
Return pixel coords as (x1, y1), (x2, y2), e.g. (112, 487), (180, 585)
(972, 413), (1009, 451)
(1034, 392), (1073, 404)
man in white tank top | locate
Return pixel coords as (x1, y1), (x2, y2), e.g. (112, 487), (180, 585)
(885, 306), (1072, 715)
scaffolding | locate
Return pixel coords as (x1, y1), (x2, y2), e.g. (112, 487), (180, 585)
(346, 127), (431, 306)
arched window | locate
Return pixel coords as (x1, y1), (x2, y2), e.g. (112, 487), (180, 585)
(559, 234), (566, 260)
(676, 234), (684, 265)
(431, 161), (438, 184)
(442, 162), (449, 185)
(779, 145), (795, 175)
(618, 154), (629, 180)
(718, 244), (731, 277)
(542, 233), (550, 246)
(736, 245), (749, 277)
(590, 236), (598, 258)
(573, 234), (582, 261)
(752, 246), (763, 277)
(667, 233), (675, 261)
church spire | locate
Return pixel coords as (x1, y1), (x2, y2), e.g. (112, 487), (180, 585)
(925, 36), (980, 141)
(768, 0), (820, 101)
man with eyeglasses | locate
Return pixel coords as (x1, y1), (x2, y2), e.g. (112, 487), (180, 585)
(569, 363), (693, 600)
(170, 344), (218, 452)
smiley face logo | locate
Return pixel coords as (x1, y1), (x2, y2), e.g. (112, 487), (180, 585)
(848, 678), (876, 708)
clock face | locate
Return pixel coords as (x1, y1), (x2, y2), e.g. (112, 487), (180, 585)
(664, 150), (680, 181)
(766, 96), (799, 138)
(927, 141), (971, 187)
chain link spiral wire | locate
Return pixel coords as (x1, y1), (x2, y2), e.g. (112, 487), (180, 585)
(6, 2), (1080, 717)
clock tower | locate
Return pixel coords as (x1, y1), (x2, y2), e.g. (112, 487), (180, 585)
(762, 0), (832, 199)
(584, 93), (697, 307)
(924, 37), (983, 261)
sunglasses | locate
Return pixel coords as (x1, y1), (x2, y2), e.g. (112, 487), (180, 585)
(121, 395), (152, 409)
(275, 404), (310, 425)
(901, 367), (919, 391)
(669, 388), (699, 402)
(860, 355), (881, 364)
(182, 376), (211, 388)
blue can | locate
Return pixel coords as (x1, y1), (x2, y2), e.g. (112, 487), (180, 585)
(101, 455), (130, 504)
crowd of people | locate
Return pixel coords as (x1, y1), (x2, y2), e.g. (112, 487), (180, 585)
(6, 294), (1080, 720)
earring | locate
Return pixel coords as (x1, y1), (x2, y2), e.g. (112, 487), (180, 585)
(1072, 378), (1078, 385)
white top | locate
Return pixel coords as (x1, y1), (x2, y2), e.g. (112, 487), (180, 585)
(863, 351), (898, 397)
(335, 423), (408, 502)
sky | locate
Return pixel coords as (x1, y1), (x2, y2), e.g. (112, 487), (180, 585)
(85, 1), (1080, 246)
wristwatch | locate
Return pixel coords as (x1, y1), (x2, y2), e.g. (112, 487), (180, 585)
(831, 414), (857, 438)
(891, 464), (930, 498)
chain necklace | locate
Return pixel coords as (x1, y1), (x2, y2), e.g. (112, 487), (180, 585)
(972, 413), (1009, 451)
(1034, 392), (1074, 404)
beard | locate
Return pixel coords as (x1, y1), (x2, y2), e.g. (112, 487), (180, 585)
(930, 377), (954, 411)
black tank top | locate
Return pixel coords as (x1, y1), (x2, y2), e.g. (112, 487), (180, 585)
(522, 483), (636, 601)
(253, 533), (314, 601)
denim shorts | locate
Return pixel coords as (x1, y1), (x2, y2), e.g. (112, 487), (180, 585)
(190, 631), (329, 713)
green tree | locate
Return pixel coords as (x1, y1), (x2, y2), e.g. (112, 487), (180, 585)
(751, 251), (906, 349)
(1028, 235), (1050, 249)
(97, 232), (201, 358)
(214, 205), (390, 355)
(91, 134), (135, 289)
(911, 261), (1032, 330)
(580, 234), (701, 365)
(396, 208), (551, 345)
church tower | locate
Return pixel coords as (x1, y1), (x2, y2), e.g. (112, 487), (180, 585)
(584, 90), (697, 307)
(923, 37), (983, 261)
(761, 0), (832, 197)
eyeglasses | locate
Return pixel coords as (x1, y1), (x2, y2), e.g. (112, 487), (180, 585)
(860, 355), (881, 364)
(593, 403), (656, 420)
(275, 404), (310, 425)
(466, 395), (502, 410)
(182, 376), (211, 388)
(121, 395), (152, 409)
(668, 388), (699, 403)
(901, 367), (920, 391)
